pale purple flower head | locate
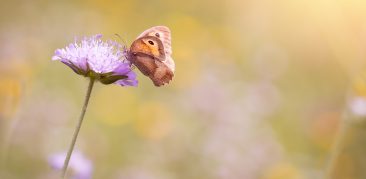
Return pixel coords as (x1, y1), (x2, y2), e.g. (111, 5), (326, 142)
(348, 96), (366, 117)
(49, 150), (93, 179)
(52, 34), (137, 86)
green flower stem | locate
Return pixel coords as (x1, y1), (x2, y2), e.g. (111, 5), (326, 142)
(62, 78), (95, 178)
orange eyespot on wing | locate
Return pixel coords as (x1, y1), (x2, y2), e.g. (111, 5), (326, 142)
(129, 26), (175, 86)
(137, 26), (172, 56)
(130, 36), (165, 60)
(141, 39), (161, 58)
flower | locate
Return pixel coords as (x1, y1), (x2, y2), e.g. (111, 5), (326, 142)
(348, 96), (366, 117)
(52, 34), (137, 86)
(49, 150), (93, 179)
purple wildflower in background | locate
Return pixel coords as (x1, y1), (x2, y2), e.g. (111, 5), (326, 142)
(348, 96), (366, 117)
(49, 150), (93, 179)
(52, 34), (137, 86)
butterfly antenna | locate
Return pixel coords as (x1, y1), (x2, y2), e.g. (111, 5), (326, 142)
(114, 33), (129, 47)
(114, 33), (132, 63)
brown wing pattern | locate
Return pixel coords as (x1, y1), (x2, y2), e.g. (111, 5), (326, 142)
(129, 26), (175, 86)
(129, 52), (173, 86)
(136, 26), (172, 56)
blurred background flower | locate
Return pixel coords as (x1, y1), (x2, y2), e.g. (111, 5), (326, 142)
(49, 150), (93, 179)
(1, 0), (366, 178)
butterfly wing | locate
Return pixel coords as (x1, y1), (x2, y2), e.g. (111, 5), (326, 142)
(129, 52), (173, 87)
(136, 26), (175, 72)
(128, 26), (175, 86)
(137, 26), (172, 56)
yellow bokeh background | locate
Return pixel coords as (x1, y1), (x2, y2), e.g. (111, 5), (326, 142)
(1, 0), (366, 178)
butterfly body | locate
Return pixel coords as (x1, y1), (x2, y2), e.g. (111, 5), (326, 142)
(127, 26), (175, 87)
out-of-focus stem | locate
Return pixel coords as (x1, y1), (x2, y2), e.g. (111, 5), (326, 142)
(325, 117), (349, 179)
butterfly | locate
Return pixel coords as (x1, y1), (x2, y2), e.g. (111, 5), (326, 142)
(127, 26), (175, 87)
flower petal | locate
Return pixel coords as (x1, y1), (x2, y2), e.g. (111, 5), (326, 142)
(52, 34), (138, 86)
(61, 61), (80, 74)
(113, 63), (131, 75)
(115, 71), (138, 86)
